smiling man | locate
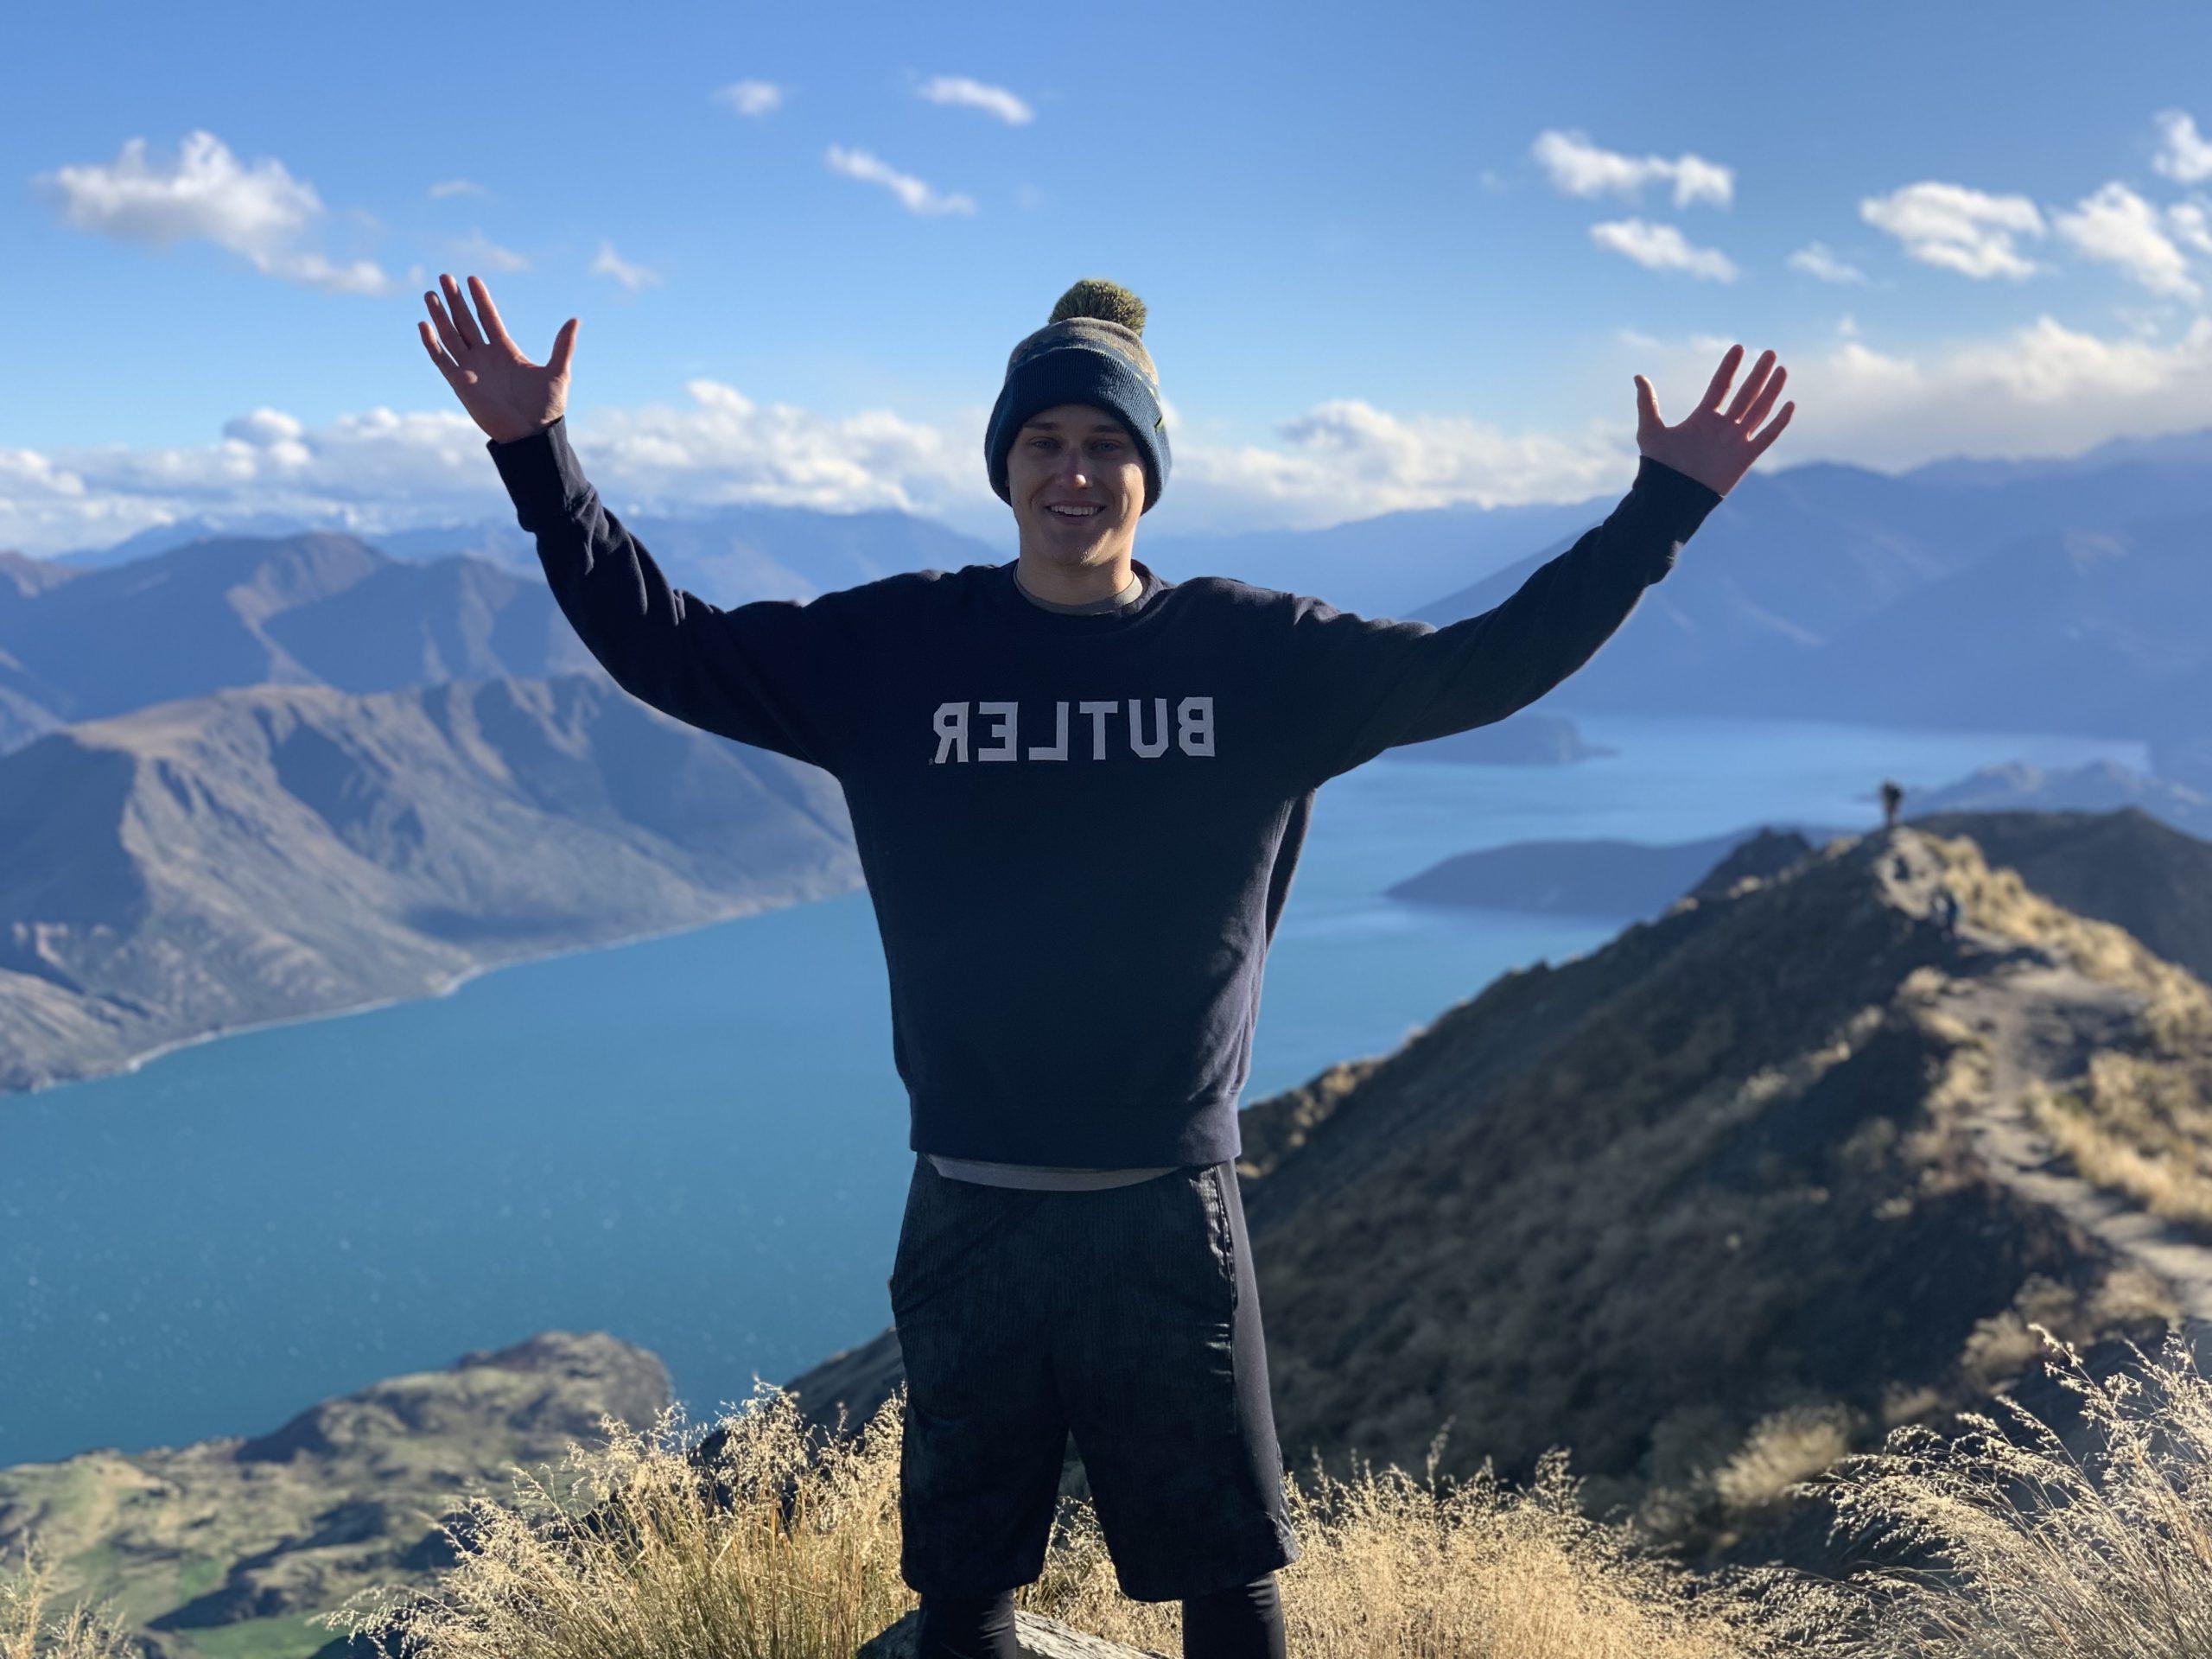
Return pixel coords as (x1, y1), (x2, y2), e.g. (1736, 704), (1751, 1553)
(430, 270), (1790, 1659)
(1009, 404), (1144, 601)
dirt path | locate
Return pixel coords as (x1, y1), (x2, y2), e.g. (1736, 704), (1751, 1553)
(1932, 944), (2212, 1325)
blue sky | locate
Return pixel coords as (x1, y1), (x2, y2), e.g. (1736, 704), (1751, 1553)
(7, 0), (2212, 555)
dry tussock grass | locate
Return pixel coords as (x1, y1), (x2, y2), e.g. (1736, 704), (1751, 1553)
(244, 1328), (2212, 1657)
(10, 1331), (2212, 1658)
(280, 1384), (1813, 1659)
(1923, 834), (2212, 1054)
(1956, 1275), (2082, 1391)
(1713, 1404), (1861, 1516)
(1788, 1322), (2212, 1656)
(2026, 1063), (2212, 1227)
(0, 1542), (137, 1659)
(1895, 830), (2212, 1231)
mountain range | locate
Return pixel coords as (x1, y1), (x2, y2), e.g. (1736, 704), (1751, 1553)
(11, 423), (2212, 1100)
(12, 425), (2212, 780)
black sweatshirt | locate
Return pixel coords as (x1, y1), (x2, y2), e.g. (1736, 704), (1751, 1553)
(486, 417), (1723, 1166)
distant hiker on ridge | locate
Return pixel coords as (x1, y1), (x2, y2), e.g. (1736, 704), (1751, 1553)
(419, 270), (1796, 1659)
(1931, 884), (1962, 940)
(1882, 778), (1904, 829)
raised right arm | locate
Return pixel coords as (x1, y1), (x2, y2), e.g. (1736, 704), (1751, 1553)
(487, 417), (853, 773)
(416, 272), (852, 773)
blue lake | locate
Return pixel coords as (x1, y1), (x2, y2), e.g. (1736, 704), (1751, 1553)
(0, 711), (2148, 1466)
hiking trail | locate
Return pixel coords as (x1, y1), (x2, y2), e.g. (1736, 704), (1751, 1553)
(1931, 946), (2212, 1325)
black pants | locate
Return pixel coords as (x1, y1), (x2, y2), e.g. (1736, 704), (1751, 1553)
(889, 1155), (1300, 1602)
(917, 1573), (1286, 1659)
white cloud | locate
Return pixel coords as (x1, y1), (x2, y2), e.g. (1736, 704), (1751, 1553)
(29, 130), (393, 296)
(427, 178), (489, 200)
(2171, 198), (2212, 256)
(2050, 180), (2201, 300)
(1589, 218), (1738, 281)
(446, 229), (529, 274)
(0, 390), (980, 556)
(1181, 399), (1621, 521)
(917, 73), (1033, 124)
(590, 241), (663, 293)
(823, 145), (977, 215)
(1617, 312), (2212, 476)
(606, 384), (969, 509)
(2152, 108), (2212, 186)
(1226, 312), (2212, 515)
(1529, 130), (1734, 208)
(222, 409), (304, 446)
(14, 312), (2212, 556)
(2111, 301), (2184, 340)
(1859, 181), (2047, 280)
(713, 79), (784, 118)
(1788, 241), (1870, 284)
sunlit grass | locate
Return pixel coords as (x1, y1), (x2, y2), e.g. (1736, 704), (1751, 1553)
(1791, 1322), (2212, 1656)
(294, 1380), (1814, 1659)
(0, 1542), (137, 1659)
(239, 1319), (2206, 1659)
(10, 1324), (2212, 1657)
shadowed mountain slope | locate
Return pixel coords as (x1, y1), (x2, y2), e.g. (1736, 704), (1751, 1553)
(0, 674), (859, 1097)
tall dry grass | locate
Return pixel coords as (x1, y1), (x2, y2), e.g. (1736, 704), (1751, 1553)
(0, 1542), (137, 1659)
(14, 1324), (2212, 1657)
(296, 1380), (1809, 1659)
(2025, 1061), (2212, 1228)
(1775, 1320), (2212, 1656)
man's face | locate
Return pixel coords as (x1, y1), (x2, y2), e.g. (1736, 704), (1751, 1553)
(1007, 402), (1146, 564)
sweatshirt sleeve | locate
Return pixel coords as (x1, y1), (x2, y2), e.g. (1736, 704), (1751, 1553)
(1277, 455), (1722, 791)
(487, 416), (856, 776)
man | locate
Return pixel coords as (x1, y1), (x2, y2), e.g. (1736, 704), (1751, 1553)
(421, 271), (1791, 1659)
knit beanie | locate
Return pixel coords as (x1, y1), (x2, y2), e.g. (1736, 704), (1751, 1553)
(985, 278), (1172, 514)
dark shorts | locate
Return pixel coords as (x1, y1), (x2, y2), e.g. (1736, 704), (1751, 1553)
(887, 1154), (1301, 1603)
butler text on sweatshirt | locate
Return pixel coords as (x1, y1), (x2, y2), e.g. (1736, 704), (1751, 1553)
(487, 417), (1723, 1167)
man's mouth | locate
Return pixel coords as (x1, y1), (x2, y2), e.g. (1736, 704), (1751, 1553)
(1047, 505), (1102, 519)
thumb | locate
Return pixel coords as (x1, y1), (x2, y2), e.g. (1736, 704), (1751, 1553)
(548, 317), (580, 378)
(1633, 373), (1660, 438)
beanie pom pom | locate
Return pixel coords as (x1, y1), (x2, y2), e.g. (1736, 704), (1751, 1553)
(1049, 278), (1147, 337)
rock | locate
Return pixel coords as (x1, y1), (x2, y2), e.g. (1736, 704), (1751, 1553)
(858, 1604), (1169, 1659)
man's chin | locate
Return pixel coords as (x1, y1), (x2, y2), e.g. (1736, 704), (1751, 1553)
(1027, 537), (1123, 567)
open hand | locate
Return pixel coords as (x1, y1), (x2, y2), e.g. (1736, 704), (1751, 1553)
(1633, 346), (1794, 498)
(419, 273), (580, 444)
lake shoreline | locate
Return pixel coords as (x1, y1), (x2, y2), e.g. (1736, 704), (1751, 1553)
(1, 878), (866, 1110)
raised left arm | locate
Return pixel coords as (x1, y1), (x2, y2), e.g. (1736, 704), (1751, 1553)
(1274, 345), (1796, 791)
(1276, 456), (1720, 791)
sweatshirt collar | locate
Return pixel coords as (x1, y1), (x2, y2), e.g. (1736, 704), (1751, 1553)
(1016, 562), (1145, 613)
(989, 556), (1167, 629)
